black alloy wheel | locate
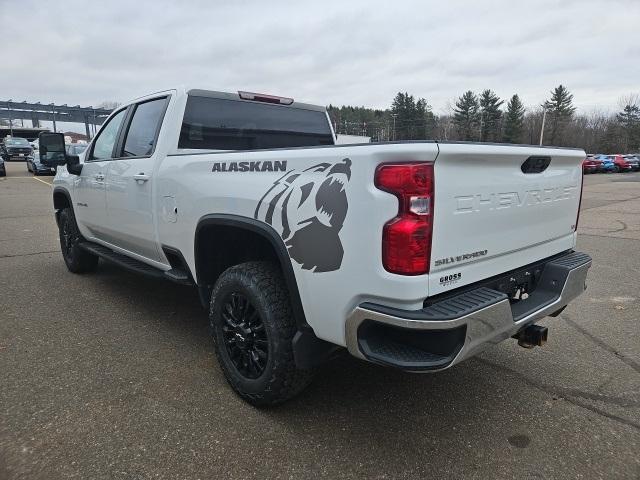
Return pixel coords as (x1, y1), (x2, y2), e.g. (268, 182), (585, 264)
(220, 292), (268, 379)
(57, 208), (98, 273)
(209, 261), (314, 406)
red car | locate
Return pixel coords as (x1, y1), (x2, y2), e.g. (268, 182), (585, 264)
(582, 155), (601, 174)
(608, 154), (635, 173)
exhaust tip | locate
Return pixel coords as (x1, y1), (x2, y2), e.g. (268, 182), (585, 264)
(513, 324), (548, 348)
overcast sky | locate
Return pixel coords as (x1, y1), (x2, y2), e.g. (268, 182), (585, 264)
(2, 0), (639, 116)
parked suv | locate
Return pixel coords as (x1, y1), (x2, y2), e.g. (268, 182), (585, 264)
(1, 137), (33, 161)
(582, 155), (601, 174)
(623, 155), (640, 171)
(595, 154), (616, 173)
(65, 143), (88, 156)
(608, 154), (635, 173)
(26, 154), (57, 175)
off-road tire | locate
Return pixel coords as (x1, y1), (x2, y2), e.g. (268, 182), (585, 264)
(58, 208), (99, 273)
(210, 261), (313, 406)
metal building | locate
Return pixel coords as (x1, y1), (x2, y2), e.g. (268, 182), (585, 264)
(0, 100), (113, 140)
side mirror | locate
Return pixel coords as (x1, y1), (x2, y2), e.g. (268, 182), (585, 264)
(66, 155), (82, 175)
(39, 133), (67, 167)
(38, 132), (83, 175)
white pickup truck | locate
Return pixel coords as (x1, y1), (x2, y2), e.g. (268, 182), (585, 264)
(39, 87), (592, 406)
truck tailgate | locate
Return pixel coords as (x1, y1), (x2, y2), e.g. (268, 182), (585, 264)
(429, 143), (584, 295)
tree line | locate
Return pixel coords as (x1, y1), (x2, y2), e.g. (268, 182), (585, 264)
(327, 85), (640, 153)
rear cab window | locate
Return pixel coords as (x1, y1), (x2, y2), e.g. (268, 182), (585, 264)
(178, 95), (334, 151)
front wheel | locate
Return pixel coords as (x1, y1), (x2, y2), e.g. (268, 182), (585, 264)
(58, 208), (99, 273)
(209, 261), (313, 406)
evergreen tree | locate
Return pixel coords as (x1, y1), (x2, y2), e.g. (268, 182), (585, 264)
(391, 92), (414, 140)
(327, 104), (386, 140)
(503, 94), (526, 143)
(543, 84), (576, 145)
(616, 103), (640, 151)
(453, 91), (480, 141)
(415, 98), (436, 139)
(390, 92), (436, 140)
(479, 89), (503, 142)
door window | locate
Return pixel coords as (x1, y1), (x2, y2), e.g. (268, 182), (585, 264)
(91, 109), (127, 160)
(121, 97), (168, 157)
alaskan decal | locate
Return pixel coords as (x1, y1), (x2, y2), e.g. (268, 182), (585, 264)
(254, 158), (352, 273)
(212, 161), (287, 172)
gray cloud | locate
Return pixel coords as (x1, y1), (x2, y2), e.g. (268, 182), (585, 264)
(2, 0), (639, 115)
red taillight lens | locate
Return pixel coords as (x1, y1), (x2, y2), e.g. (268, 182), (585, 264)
(375, 163), (434, 275)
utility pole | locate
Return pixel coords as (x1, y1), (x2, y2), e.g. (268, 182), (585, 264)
(539, 108), (547, 146)
(7, 101), (13, 136)
(51, 104), (57, 133)
(391, 114), (398, 141)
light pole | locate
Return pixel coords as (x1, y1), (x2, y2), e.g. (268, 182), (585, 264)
(539, 108), (547, 146)
(7, 100), (13, 136)
(50, 103), (57, 133)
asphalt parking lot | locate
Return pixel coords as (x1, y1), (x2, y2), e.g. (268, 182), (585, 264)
(0, 161), (639, 479)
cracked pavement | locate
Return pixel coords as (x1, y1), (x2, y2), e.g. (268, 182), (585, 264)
(0, 162), (639, 479)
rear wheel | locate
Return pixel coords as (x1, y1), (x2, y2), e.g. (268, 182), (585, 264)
(58, 208), (99, 273)
(209, 261), (313, 406)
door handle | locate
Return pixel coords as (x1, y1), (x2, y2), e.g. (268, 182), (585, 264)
(94, 173), (105, 181)
(133, 173), (150, 183)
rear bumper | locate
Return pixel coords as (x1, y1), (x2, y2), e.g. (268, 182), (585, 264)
(345, 251), (592, 371)
(34, 165), (55, 174)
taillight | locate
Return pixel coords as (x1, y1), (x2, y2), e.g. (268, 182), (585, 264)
(375, 162), (434, 275)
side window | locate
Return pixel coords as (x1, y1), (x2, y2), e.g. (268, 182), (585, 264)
(91, 109), (127, 160)
(121, 97), (168, 157)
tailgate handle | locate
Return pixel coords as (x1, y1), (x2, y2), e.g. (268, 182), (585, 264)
(521, 156), (551, 174)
